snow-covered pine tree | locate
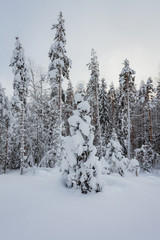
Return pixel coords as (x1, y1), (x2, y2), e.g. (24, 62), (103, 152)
(0, 83), (11, 173)
(86, 49), (102, 159)
(116, 78), (127, 155)
(99, 78), (110, 156)
(145, 77), (155, 145)
(63, 84), (103, 194)
(157, 78), (160, 101)
(134, 81), (147, 149)
(103, 129), (128, 176)
(48, 11), (71, 165)
(9, 37), (30, 175)
(155, 79), (160, 154)
(108, 82), (116, 129)
(119, 59), (136, 159)
(62, 79), (75, 136)
(112, 87), (123, 151)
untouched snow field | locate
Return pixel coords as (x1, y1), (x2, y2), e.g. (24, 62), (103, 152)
(0, 168), (160, 240)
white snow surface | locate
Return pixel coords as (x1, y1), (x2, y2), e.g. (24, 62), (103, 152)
(0, 168), (160, 240)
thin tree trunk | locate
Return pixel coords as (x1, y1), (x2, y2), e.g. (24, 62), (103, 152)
(95, 79), (102, 159)
(112, 99), (114, 127)
(127, 82), (131, 160)
(3, 122), (8, 174)
(59, 70), (62, 129)
(148, 108), (152, 144)
(20, 102), (25, 175)
(142, 110), (145, 145)
(58, 69), (62, 165)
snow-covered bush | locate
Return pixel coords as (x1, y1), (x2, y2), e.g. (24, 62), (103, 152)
(103, 129), (129, 176)
(38, 149), (57, 168)
(135, 144), (160, 172)
(128, 158), (140, 176)
(63, 86), (103, 194)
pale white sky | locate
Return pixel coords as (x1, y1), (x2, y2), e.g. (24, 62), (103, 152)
(0, 0), (160, 97)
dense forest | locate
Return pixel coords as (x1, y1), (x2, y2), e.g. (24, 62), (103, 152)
(0, 12), (160, 193)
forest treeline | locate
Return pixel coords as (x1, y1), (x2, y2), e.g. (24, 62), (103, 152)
(0, 12), (160, 193)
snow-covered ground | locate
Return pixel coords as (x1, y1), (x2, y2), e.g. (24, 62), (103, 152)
(0, 168), (160, 240)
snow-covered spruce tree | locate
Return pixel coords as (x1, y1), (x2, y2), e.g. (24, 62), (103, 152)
(47, 11), (71, 166)
(145, 77), (155, 145)
(157, 78), (160, 101)
(103, 129), (129, 176)
(0, 83), (11, 173)
(86, 49), (102, 159)
(110, 87), (122, 150)
(62, 79), (75, 137)
(63, 84), (103, 194)
(115, 79), (128, 155)
(108, 82), (116, 129)
(9, 37), (30, 175)
(134, 80), (147, 149)
(155, 79), (160, 154)
(119, 59), (136, 159)
(99, 78), (110, 156)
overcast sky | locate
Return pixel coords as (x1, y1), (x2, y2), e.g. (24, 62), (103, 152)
(0, 0), (160, 97)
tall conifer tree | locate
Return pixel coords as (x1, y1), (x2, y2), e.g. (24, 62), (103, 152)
(86, 49), (102, 159)
(48, 12), (71, 165)
(99, 78), (110, 155)
(9, 37), (30, 175)
(119, 59), (136, 159)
